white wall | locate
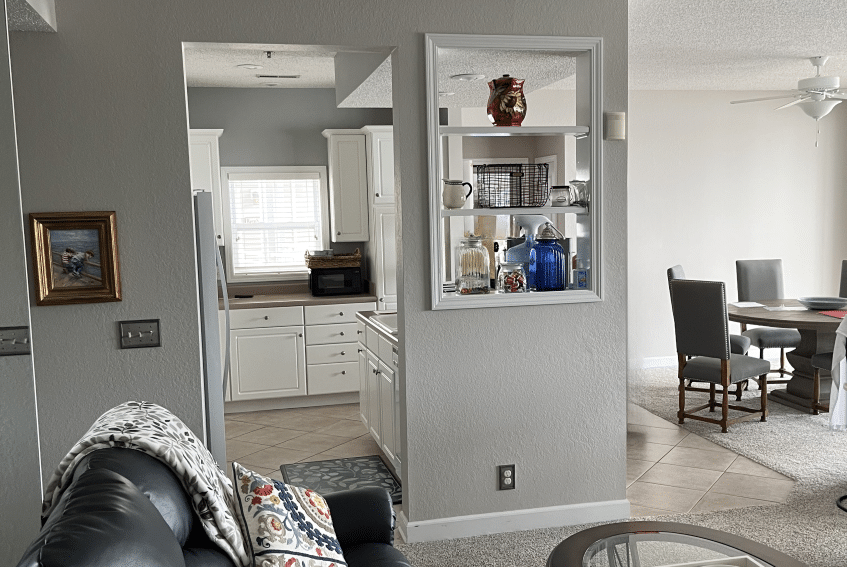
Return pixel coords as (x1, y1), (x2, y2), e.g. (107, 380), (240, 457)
(628, 91), (847, 369)
(5, 0), (627, 549)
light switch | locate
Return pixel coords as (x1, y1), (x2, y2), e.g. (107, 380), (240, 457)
(0, 326), (31, 356)
(119, 319), (161, 349)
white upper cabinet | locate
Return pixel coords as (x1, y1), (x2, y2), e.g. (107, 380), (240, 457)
(324, 130), (369, 242)
(362, 126), (395, 206)
(188, 129), (225, 242)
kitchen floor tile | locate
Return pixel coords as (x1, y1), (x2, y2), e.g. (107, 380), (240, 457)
(226, 438), (268, 461)
(626, 459), (654, 487)
(636, 462), (722, 492)
(658, 446), (737, 472)
(689, 492), (779, 514)
(239, 446), (318, 469)
(275, 432), (350, 454)
(224, 419), (265, 439)
(238, 411), (343, 432)
(626, 481), (705, 513)
(321, 434), (383, 459)
(675, 434), (735, 454)
(233, 426), (306, 446)
(627, 404), (681, 430)
(313, 418), (368, 438)
(630, 504), (676, 517)
(708, 472), (795, 503)
(726, 455), (791, 480)
(627, 423), (690, 446)
(627, 441), (675, 463)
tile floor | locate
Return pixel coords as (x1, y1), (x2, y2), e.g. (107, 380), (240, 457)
(627, 403), (795, 516)
(225, 401), (795, 523)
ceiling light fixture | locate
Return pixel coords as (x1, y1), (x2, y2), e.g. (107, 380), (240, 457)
(450, 73), (486, 81)
(236, 63), (263, 70)
(797, 99), (841, 120)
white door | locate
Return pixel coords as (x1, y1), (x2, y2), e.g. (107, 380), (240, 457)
(230, 326), (306, 400)
(373, 205), (397, 310)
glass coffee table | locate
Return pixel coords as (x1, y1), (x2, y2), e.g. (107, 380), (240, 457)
(547, 522), (806, 567)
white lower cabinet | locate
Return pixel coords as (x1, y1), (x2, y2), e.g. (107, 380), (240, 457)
(378, 359), (396, 464)
(366, 352), (381, 445)
(230, 326), (306, 400)
(305, 302), (375, 396)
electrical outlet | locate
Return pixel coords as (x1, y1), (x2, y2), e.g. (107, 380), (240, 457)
(498, 464), (515, 490)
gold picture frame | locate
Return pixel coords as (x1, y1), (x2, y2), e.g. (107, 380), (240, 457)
(29, 211), (122, 306)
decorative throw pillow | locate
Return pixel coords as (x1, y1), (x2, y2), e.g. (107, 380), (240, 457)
(232, 462), (347, 567)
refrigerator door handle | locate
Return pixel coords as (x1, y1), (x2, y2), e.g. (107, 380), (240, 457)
(216, 245), (231, 399)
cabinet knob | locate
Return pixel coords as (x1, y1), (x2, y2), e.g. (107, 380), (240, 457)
(216, 235), (222, 240)
(339, 311), (344, 316)
(341, 370), (347, 375)
(264, 316), (269, 320)
(341, 351), (346, 356)
(340, 331), (345, 336)
(298, 333), (303, 337)
(379, 298), (384, 303)
(357, 330), (362, 334)
(358, 348), (362, 353)
(375, 192), (380, 197)
(337, 231), (341, 236)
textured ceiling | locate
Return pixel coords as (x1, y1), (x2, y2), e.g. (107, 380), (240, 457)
(6, 0), (54, 32)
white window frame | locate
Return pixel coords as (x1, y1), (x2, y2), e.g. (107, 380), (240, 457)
(220, 165), (330, 282)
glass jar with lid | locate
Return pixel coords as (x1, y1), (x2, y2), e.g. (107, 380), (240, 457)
(529, 222), (566, 291)
(455, 236), (490, 294)
(497, 262), (527, 293)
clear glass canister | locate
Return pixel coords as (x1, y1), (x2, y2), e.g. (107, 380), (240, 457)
(497, 262), (527, 293)
(455, 236), (490, 294)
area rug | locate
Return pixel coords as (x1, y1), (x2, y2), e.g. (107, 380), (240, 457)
(280, 455), (401, 504)
(393, 367), (847, 567)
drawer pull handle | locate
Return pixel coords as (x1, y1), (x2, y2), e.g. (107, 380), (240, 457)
(341, 370), (347, 375)
(341, 351), (346, 356)
(357, 330), (362, 334)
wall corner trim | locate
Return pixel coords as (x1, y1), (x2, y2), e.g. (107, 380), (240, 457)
(399, 499), (631, 543)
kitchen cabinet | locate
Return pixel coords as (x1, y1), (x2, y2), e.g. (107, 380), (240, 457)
(304, 301), (375, 395)
(188, 129), (225, 242)
(425, 34), (603, 310)
(367, 205), (397, 311)
(323, 130), (369, 242)
(362, 126), (395, 205)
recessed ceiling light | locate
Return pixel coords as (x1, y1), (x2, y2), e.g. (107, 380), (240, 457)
(237, 63), (263, 70)
(450, 73), (486, 81)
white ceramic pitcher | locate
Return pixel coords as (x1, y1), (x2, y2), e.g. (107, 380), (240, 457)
(442, 179), (473, 209)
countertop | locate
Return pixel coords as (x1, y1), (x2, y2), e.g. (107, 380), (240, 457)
(219, 290), (377, 310)
(356, 310), (399, 345)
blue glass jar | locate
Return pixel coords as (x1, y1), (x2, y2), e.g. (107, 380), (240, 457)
(529, 223), (566, 291)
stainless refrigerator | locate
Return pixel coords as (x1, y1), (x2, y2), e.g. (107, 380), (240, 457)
(193, 190), (229, 465)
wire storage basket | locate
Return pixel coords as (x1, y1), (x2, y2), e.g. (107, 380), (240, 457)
(304, 248), (361, 269)
(474, 163), (549, 208)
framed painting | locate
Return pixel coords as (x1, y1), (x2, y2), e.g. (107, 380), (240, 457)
(29, 211), (122, 306)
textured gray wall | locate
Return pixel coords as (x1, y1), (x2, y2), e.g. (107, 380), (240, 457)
(0, 1), (43, 561)
(6, 0), (627, 533)
(187, 87), (392, 168)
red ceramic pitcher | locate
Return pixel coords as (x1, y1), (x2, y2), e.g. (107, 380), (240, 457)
(487, 74), (526, 126)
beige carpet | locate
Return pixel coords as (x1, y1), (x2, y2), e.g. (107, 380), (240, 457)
(395, 367), (847, 567)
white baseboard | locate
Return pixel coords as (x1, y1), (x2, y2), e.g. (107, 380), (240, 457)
(224, 392), (358, 414)
(398, 499), (630, 543)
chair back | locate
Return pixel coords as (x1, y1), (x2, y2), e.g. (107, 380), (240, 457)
(667, 265), (686, 282)
(669, 279), (731, 360)
(840, 260), (847, 298)
(736, 259), (784, 301)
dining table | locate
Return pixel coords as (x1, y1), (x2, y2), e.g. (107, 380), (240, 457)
(727, 298), (843, 413)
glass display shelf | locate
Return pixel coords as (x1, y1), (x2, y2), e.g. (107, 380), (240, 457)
(439, 125), (590, 137)
(440, 206), (588, 217)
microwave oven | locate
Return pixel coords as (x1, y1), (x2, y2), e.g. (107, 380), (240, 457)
(309, 267), (363, 297)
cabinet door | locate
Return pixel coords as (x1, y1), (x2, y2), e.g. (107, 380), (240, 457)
(378, 360), (396, 465)
(367, 353), (381, 445)
(188, 129), (225, 242)
(366, 128), (394, 205)
(230, 326), (305, 400)
(372, 205), (397, 310)
(358, 346), (368, 427)
(327, 134), (369, 242)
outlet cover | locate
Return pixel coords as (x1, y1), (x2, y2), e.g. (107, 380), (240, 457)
(498, 464), (515, 490)
(119, 319), (161, 349)
(0, 326), (31, 356)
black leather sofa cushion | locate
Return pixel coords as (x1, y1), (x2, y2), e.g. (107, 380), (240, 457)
(71, 447), (195, 545)
(343, 543), (413, 567)
(324, 486), (396, 546)
(17, 467), (186, 567)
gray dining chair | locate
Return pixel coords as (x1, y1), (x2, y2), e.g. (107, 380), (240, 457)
(668, 265), (752, 355)
(669, 279), (771, 432)
(840, 260), (847, 298)
(735, 259), (801, 385)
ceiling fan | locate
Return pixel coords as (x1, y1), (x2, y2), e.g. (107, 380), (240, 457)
(731, 56), (847, 120)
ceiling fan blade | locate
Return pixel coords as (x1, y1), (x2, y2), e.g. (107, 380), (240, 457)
(774, 96), (810, 110)
(730, 93), (799, 104)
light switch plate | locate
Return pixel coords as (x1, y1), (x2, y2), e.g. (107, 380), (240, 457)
(119, 319), (161, 349)
(0, 326), (31, 356)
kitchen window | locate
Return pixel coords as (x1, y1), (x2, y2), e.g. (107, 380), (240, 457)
(221, 166), (329, 281)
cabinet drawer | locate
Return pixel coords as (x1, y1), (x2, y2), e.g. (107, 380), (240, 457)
(365, 326), (379, 351)
(304, 302), (376, 325)
(229, 306), (304, 329)
(305, 322), (358, 345)
(307, 362), (359, 395)
(378, 334), (395, 366)
(356, 320), (367, 343)
(306, 342), (358, 364)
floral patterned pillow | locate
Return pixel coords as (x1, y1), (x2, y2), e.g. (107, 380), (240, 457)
(232, 462), (347, 567)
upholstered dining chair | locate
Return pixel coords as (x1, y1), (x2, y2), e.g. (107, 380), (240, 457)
(735, 259), (801, 385)
(840, 259), (847, 298)
(669, 279), (771, 433)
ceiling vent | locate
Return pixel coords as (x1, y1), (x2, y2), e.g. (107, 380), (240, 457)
(256, 74), (301, 79)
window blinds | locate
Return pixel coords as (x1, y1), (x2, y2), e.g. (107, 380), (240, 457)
(227, 172), (324, 275)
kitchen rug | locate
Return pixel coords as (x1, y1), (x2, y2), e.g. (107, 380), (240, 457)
(280, 455), (401, 504)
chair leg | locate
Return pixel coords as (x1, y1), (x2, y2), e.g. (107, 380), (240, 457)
(710, 383), (716, 411)
(813, 368), (820, 415)
(678, 378), (686, 424)
(757, 349), (765, 389)
(735, 381), (743, 401)
(721, 383), (729, 433)
(760, 374), (768, 422)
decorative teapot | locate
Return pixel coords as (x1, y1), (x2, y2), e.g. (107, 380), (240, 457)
(487, 74), (527, 126)
(442, 179), (473, 209)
